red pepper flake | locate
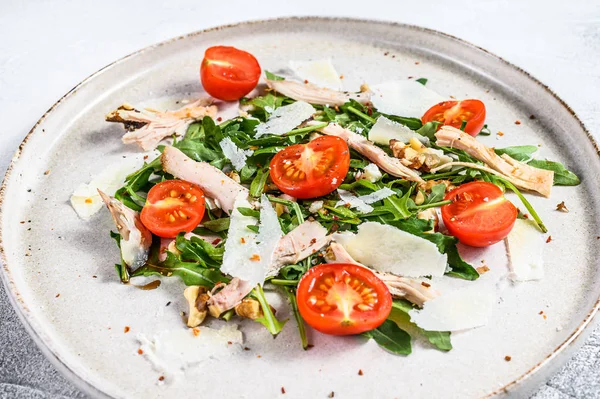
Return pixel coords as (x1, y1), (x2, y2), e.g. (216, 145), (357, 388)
(497, 131), (504, 137)
(304, 79), (309, 84)
(192, 328), (200, 337)
(217, 117), (223, 122)
(227, 341), (232, 345)
(244, 346), (251, 351)
(358, 369), (364, 376)
(20, 221), (25, 224)
(523, 214), (529, 219)
(421, 281), (431, 288)
(339, 75), (344, 79)
(55, 293), (60, 298)
(529, 114), (536, 120)
(92, 275), (97, 278)
(307, 344), (314, 349)
(137, 349), (144, 355)
(250, 254), (261, 262)
(515, 120), (521, 125)
(240, 237), (246, 244)
(384, 52), (389, 56)
(415, 61), (420, 65)
(124, 326), (130, 333)
(143, 155), (149, 160)
(212, 238), (221, 245)
(407, 76), (414, 79)
(504, 355), (512, 361)
(257, 355), (262, 358)
(546, 236), (552, 243)
(158, 376), (165, 381)
(310, 238), (317, 245)
(543, 315), (547, 319)
(477, 265), (490, 274)
(281, 387), (286, 394)
(332, 215), (339, 221)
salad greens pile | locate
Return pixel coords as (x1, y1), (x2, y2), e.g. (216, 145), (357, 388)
(110, 77), (579, 355)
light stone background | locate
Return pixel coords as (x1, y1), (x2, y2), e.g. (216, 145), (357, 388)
(0, 0), (599, 398)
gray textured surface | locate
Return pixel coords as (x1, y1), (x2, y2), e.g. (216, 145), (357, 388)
(0, 0), (599, 398)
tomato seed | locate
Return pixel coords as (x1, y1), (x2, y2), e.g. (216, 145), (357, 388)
(319, 284), (328, 291)
(357, 304), (371, 311)
(190, 196), (197, 203)
(178, 211), (186, 218)
(170, 190), (178, 198)
(185, 192), (192, 199)
(168, 214), (176, 223)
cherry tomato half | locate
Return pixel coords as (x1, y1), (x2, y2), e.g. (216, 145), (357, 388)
(140, 180), (206, 238)
(200, 46), (261, 101)
(297, 263), (392, 336)
(422, 99), (486, 136)
(441, 181), (517, 247)
(269, 136), (350, 199)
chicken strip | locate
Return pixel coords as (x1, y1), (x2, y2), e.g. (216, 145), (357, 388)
(98, 190), (152, 270)
(161, 146), (248, 214)
(267, 79), (371, 106)
(326, 242), (438, 307)
(207, 220), (331, 317)
(435, 126), (554, 197)
(307, 122), (424, 183)
(106, 100), (217, 151)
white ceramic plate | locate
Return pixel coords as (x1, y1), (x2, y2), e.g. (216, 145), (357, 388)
(1, 18), (599, 399)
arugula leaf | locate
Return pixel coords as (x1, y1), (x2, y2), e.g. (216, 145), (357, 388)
(391, 300), (452, 351)
(382, 114), (423, 130)
(184, 122), (202, 140)
(416, 121), (441, 141)
(350, 158), (369, 169)
(494, 145), (537, 162)
(528, 159), (581, 186)
(241, 93), (286, 121)
(479, 124), (492, 136)
(175, 234), (223, 267)
(422, 183), (446, 205)
(363, 319), (412, 355)
(251, 284), (287, 336)
(132, 252), (228, 286)
(265, 70), (285, 81)
(109, 231), (129, 283)
(174, 138), (222, 163)
(285, 288), (308, 349)
(415, 77), (428, 85)
(201, 217), (230, 233)
(237, 207), (260, 218)
(250, 168), (270, 197)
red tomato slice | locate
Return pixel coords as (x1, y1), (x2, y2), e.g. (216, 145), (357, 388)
(200, 46), (261, 101)
(422, 99), (486, 136)
(297, 263), (392, 336)
(269, 136), (350, 199)
(441, 181), (517, 247)
(140, 180), (206, 238)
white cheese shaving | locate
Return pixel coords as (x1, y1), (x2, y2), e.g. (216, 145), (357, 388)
(136, 324), (243, 377)
(220, 193), (283, 286)
(333, 222), (447, 277)
(370, 80), (447, 118)
(336, 189), (373, 213)
(506, 219), (545, 281)
(219, 137), (253, 171)
(70, 161), (141, 220)
(255, 101), (315, 137)
(358, 187), (396, 204)
(335, 188), (396, 213)
(308, 200), (324, 214)
(408, 283), (495, 331)
(368, 116), (429, 145)
(289, 59), (343, 90)
(361, 163), (382, 183)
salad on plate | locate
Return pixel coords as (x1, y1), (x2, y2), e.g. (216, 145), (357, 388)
(71, 45), (581, 361)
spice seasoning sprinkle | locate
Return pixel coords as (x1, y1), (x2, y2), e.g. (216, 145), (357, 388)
(546, 236), (552, 243)
(358, 369), (364, 376)
(158, 376), (165, 381)
(505, 356), (512, 361)
(281, 387), (286, 394)
(124, 326), (130, 333)
(515, 120), (521, 125)
(137, 349), (144, 355)
(556, 201), (569, 212)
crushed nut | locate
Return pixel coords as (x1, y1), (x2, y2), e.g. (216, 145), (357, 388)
(184, 286), (209, 328)
(477, 265), (490, 274)
(556, 201), (569, 213)
(390, 138), (452, 172)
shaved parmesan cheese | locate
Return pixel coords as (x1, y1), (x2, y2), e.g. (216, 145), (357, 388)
(336, 189), (373, 213)
(220, 194), (283, 286)
(308, 200), (324, 214)
(255, 101), (315, 137)
(219, 137), (253, 171)
(361, 163), (382, 182)
(256, 193), (284, 268)
(368, 116), (429, 145)
(289, 59), (342, 90)
(137, 324), (243, 376)
(333, 222), (447, 277)
(358, 187), (395, 204)
(506, 219), (544, 281)
(408, 283), (495, 331)
(370, 80), (447, 118)
(70, 161), (141, 220)
(335, 188), (395, 213)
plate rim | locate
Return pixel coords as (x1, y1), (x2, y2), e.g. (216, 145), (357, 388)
(1, 16), (598, 399)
